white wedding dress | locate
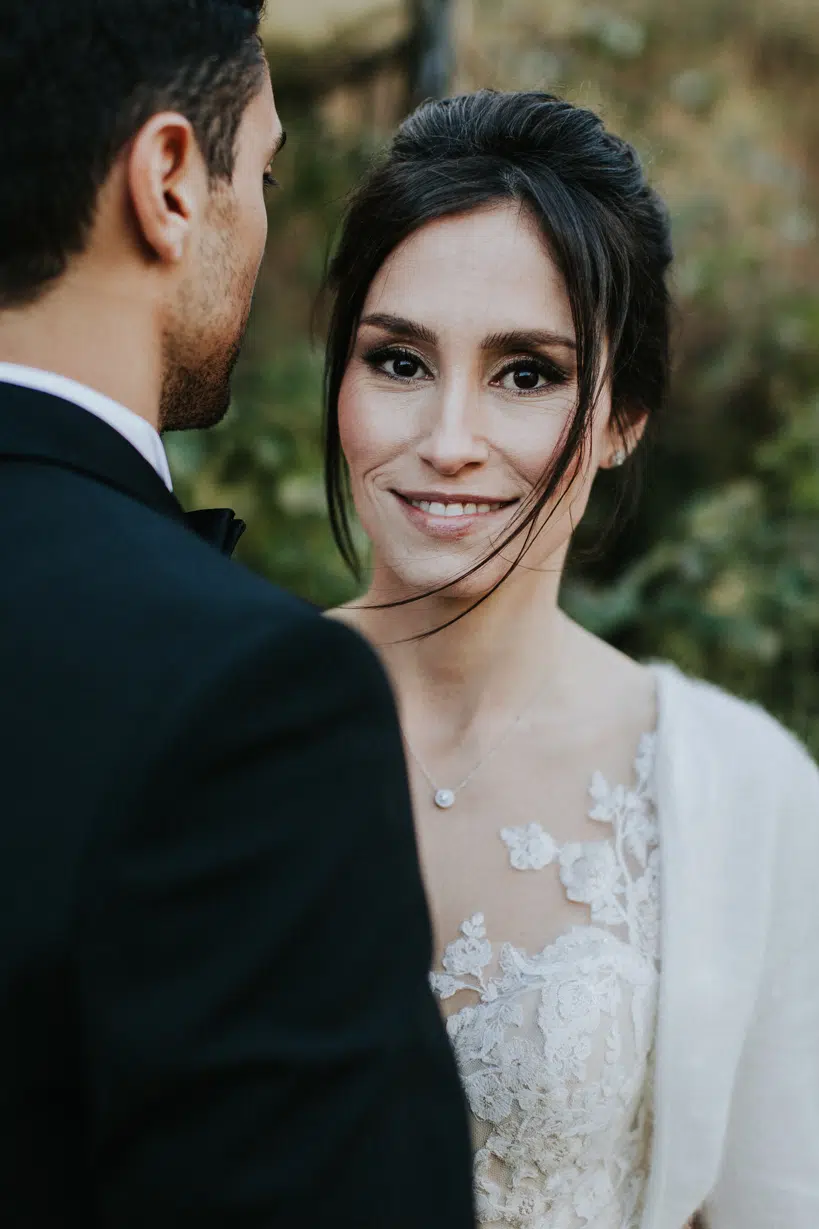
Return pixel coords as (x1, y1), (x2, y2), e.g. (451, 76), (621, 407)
(429, 733), (661, 1229)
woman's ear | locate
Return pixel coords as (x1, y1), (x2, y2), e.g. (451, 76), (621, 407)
(601, 407), (648, 469)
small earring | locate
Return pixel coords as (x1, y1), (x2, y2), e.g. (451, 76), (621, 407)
(610, 448), (628, 468)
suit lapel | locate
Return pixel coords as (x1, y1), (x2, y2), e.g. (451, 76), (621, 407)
(0, 383), (186, 527)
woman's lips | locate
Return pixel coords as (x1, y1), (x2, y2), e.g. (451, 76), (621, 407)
(392, 491), (518, 537)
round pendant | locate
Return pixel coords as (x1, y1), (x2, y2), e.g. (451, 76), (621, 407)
(434, 788), (456, 810)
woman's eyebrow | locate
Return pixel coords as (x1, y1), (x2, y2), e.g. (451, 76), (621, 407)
(481, 329), (577, 352)
(359, 313), (438, 346)
(358, 317), (576, 354)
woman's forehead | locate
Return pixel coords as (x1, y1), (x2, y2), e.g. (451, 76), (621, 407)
(362, 203), (573, 342)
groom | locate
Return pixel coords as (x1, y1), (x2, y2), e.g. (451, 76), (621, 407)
(0, 3), (473, 1225)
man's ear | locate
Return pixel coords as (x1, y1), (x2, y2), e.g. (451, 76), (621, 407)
(126, 113), (209, 265)
(600, 406), (648, 469)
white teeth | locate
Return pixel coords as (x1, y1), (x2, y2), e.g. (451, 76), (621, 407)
(406, 497), (508, 515)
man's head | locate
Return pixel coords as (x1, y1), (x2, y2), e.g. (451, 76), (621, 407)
(0, 1), (283, 429)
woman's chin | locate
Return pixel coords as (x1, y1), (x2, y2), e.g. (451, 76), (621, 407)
(368, 552), (509, 606)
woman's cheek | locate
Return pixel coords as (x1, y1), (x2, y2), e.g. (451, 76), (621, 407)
(337, 373), (375, 472)
(340, 408), (387, 483)
(340, 379), (418, 476)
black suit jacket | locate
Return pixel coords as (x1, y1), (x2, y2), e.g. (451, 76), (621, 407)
(0, 384), (474, 1228)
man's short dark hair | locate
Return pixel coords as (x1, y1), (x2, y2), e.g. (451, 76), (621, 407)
(0, 1), (267, 308)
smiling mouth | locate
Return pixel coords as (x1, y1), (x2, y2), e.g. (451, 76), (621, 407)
(394, 492), (518, 518)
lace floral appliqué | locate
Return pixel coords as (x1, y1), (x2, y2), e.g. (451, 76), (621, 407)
(501, 824), (559, 871)
(430, 733), (661, 1229)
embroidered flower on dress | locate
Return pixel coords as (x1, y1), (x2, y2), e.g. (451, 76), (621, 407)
(526, 1120), (584, 1173)
(465, 1067), (516, 1124)
(430, 916), (497, 1001)
(574, 1165), (616, 1222)
(622, 797), (657, 865)
(429, 971), (464, 1000)
(442, 913), (492, 979)
(506, 1186), (550, 1226)
(588, 772), (627, 824)
(631, 847), (661, 949)
(559, 841), (625, 925)
(501, 823), (559, 870)
(634, 733), (657, 795)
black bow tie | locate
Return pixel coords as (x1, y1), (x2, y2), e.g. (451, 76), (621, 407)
(185, 508), (246, 557)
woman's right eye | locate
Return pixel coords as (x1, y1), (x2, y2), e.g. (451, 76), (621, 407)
(387, 356), (422, 379)
(364, 348), (428, 381)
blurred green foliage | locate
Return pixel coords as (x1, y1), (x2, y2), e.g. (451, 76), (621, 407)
(167, 1), (819, 753)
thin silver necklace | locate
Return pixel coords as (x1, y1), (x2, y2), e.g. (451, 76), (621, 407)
(402, 683), (542, 811)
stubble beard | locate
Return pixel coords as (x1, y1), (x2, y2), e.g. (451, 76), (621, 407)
(159, 323), (246, 433)
(159, 194), (257, 433)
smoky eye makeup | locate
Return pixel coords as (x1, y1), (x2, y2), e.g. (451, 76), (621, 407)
(356, 335), (573, 391)
(490, 353), (573, 392)
(361, 343), (432, 381)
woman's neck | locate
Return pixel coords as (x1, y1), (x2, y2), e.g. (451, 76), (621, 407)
(350, 564), (572, 750)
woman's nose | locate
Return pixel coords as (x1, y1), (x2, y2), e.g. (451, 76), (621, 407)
(416, 384), (489, 474)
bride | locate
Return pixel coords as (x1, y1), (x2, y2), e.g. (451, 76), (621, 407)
(324, 91), (819, 1229)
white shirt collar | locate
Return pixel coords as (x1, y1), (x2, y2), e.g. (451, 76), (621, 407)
(0, 363), (173, 491)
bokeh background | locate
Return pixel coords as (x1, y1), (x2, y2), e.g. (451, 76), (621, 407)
(166, 0), (819, 753)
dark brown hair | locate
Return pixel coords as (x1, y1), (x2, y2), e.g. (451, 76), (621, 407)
(0, 0), (266, 308)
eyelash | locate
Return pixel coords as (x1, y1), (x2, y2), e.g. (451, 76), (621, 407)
(495, 356), (570, 391)
(263, 172), (278, 189)
(363, 346), (429, 380)
(362, 345), (570, 392)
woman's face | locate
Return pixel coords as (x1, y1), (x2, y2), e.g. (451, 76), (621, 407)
(338, 202), (627, 600)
